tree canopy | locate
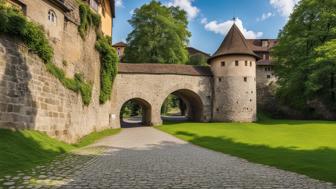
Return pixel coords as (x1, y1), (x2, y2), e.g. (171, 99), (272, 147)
(187, 54), (208, 66)
(272, 0), (336, 113)
(124, 1), (190, 64)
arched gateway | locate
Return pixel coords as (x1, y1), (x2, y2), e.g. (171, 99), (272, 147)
(110, 63), (213, 128)
(110, 24), (258, 128)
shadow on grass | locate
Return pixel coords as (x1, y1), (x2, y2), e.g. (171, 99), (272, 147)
(173, 131), (336, 184)
(0, 129), (73, 177)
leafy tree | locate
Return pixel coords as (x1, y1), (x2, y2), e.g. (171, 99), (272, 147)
(187, 54), (208, 66)
(272, 0), (336, 112)
(124, 1), (190, 64)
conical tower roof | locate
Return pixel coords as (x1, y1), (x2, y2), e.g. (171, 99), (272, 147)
(208, 23), (260, 63)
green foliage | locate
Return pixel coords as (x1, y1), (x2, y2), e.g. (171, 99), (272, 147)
(121, 101), (142, 118)
(0, 2), (53, 63)
(95, 35), (119, 103)
(0, 3), (93, 105)
(124, 1), (190, 64)
(272, 0), (336, 112)
(158, 120), (336, 183)
(187, 54), (208, 66)
(161, 94), (186, 115)
(0, 128), (120, 177)
(78, 2), (101, 39)
(46, 63), (92, 105)
(0, 129), (74, 177)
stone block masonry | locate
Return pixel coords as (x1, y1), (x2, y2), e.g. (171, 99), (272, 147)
(0, 36), (113, 143)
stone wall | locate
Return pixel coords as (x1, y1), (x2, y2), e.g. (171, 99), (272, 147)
(0, 36), (112, 143)
(110, 71), (213, 128)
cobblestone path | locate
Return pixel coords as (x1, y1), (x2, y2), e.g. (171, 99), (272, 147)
(1, 127), (334, 188)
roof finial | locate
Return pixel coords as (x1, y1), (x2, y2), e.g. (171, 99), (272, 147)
(232, 17), (237, 23)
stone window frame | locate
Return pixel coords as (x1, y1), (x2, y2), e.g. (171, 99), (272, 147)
(48, 9), (57, 24)
(235, 60), (239, 66)
(221, 61), (225, 67)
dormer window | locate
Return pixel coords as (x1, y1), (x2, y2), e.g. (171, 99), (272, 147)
(48, 10), (56, 24)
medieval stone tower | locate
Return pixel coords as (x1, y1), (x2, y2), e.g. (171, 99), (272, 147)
(208, 24), (259, 122)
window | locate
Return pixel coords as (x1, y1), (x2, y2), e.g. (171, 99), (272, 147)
(89, 0), (99, 12)
(216, 108), (220, 112)
(48, 10), (56, 24)
(267, 75), (271, 79)
(244, 77), (247, 82)
(117, 48), (121, 55)
(221, 61), (225, 67)
(245, 61), (248, 66)
(250, 61), (252, 66)
(235, 60), (239, 66)
(218, 77), (222, 82)
(263, 54), (266, 60)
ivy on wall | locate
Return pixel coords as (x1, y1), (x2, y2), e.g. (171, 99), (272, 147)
(0, 2), (92, 105)
(78, 2), (101, 39)
(95, 35), (118, 104)
(77, 1), (119, 104)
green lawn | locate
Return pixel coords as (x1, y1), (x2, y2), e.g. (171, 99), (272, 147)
(157, 120), (336, 183)
(0, 128), (120, 177)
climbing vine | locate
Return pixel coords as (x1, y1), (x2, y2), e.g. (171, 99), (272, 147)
(78, 2), (101, 39)
(0, 2), (92, 105)
(95, 35), (119, 104)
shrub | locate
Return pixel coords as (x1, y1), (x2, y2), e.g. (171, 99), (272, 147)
(0, 2), (53, 63)
(95, 35), (119, 103)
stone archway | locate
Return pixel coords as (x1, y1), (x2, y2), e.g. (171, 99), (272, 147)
(160, 89), (204, 122)
(119, 98), (152, 128)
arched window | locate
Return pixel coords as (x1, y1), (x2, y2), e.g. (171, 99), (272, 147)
(48, 10), (57, 24)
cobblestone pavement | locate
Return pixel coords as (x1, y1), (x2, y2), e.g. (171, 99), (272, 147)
(1, 127), (335, 188)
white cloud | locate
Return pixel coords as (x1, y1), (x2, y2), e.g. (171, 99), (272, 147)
(167, 0), (200, 20)
(129, 9), (135, 15)
(203, 18), (263, 39)
(269, 0), (300, 17)
(200, 17), (207, 24)
(257, 12), (274, 21)
(116, 0), (123, 7)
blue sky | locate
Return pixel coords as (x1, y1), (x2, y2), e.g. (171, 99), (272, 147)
(112, 0), (300, 54)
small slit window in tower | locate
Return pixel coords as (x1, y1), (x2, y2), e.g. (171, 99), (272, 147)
(218, 77), (222, 82)
(221, 61), (225, 66)
(244, 77), (247, 82)
(245, 61), (248, 66)
(216, 108), (220, 112)
(250, 61), (252, 66)
(235, 60), (239, 66)
(267, 75), (271, 79)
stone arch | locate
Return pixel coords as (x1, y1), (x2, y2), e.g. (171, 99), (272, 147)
(119, 98), (152, 128)
(160, 88), (204, 122)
